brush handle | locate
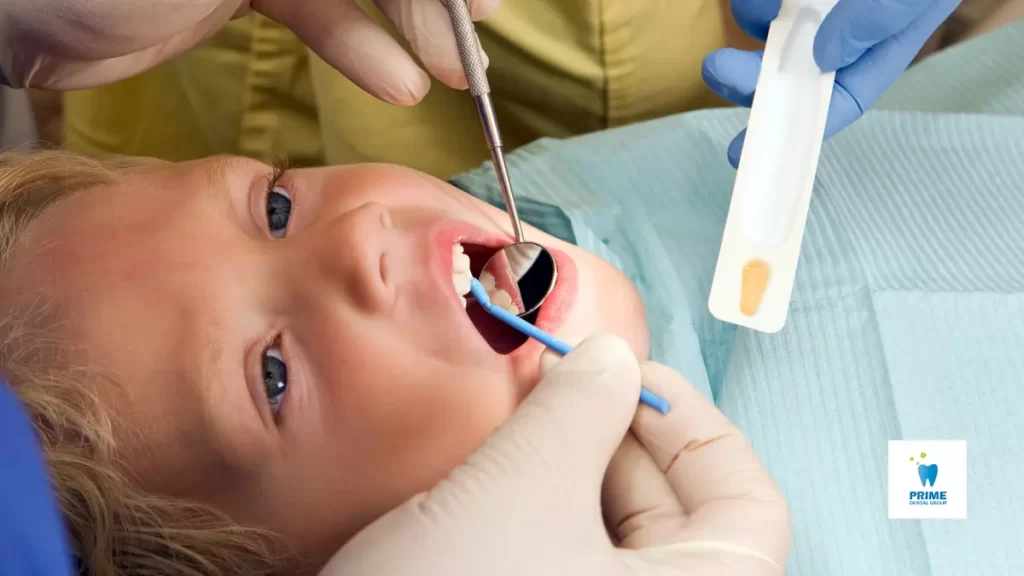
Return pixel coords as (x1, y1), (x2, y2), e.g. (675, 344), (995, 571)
(470, 279), (671, 414)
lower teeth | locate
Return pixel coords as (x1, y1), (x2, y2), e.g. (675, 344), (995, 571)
(486, 288), (517, 314)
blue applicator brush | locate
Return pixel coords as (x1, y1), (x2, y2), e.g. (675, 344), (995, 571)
(469, 278), (671, 414)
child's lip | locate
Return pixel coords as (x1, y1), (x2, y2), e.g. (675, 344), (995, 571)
(508, 245), (577, 367)
(432, 221), (514, 359)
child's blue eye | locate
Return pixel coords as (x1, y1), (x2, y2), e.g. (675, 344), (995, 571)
(263, 347), (287, 417)
(267, 186), (291, 239)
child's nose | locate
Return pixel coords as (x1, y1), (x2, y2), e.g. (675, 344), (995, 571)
(310, 202), (394, 312)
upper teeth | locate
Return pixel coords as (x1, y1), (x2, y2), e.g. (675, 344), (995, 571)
(451, 243), (519, 314)
(479, 271), (517, 313)
(452, 244), (472, 307)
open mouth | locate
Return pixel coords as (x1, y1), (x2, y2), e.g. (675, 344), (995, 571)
(453, 242), (534, 354)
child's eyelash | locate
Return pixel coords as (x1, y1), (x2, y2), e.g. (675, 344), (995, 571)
(267, 161), (287, 191)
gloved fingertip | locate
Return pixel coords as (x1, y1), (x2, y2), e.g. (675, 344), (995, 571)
(467, 0), (502, 20)
(701, 49), (761, 108)
(728, 131), (746, 168)
(701, 48), (738, 83)
(731, 0), (780, 42)
(700, 52), (721, 85)
(424, 62), (468, 91)
(539, 349), (561, 376)
(501, 334), (640, 482)
(565, 334), (635, 370)
(539, 332), (587, 375)
(813, 26), (862, 72)
(812, 34), (838, 72)
(448, 73), (470, 92)
(390, 69), (432, 106)
(822, 81), (862, 140)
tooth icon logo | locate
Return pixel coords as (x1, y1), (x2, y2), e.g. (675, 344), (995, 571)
(890, 441), (965, 519)
(909, 453), (939, 487)
(919, 464), (938, 486)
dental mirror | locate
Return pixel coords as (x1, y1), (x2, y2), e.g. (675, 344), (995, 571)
(478, 241), (557, 318)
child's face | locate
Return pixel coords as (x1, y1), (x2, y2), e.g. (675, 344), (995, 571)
(2, 156), (647, 563)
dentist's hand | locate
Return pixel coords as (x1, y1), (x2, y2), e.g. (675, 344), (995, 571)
(320, 334), (790, 576)
(703, 0), (961, 167)
(0, 0), (498, 102)
(603, 361), (790, 574)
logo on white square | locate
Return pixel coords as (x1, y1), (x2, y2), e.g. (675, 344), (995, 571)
(888, 440), (967, 519)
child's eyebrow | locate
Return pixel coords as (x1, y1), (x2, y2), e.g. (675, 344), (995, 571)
(203, 155), (268, 196)
(200, 156), (274, 232)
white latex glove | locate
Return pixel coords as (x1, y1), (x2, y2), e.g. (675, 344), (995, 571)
(0, 0), (498, 102)
(320, 334), (791, 576)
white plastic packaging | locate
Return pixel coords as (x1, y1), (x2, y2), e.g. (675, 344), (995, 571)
(708, 0), (839, 333)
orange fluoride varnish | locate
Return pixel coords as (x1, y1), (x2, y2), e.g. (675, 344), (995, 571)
(707, 2), (834, 332)
(740, 259), (770, 316)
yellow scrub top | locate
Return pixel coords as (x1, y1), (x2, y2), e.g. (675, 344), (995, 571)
(64, 1), (730, 179)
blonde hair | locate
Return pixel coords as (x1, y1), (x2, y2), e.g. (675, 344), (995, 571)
(0, 150), (302, 575)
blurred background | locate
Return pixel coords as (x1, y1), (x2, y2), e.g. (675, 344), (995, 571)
(3, 0), (1023, 153)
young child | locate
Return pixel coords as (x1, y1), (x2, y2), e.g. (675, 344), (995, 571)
(0, 150), (649, 574)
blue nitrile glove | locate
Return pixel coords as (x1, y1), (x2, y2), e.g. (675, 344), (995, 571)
(0, 380), (75, 576)
(703, 0), (961, 167)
